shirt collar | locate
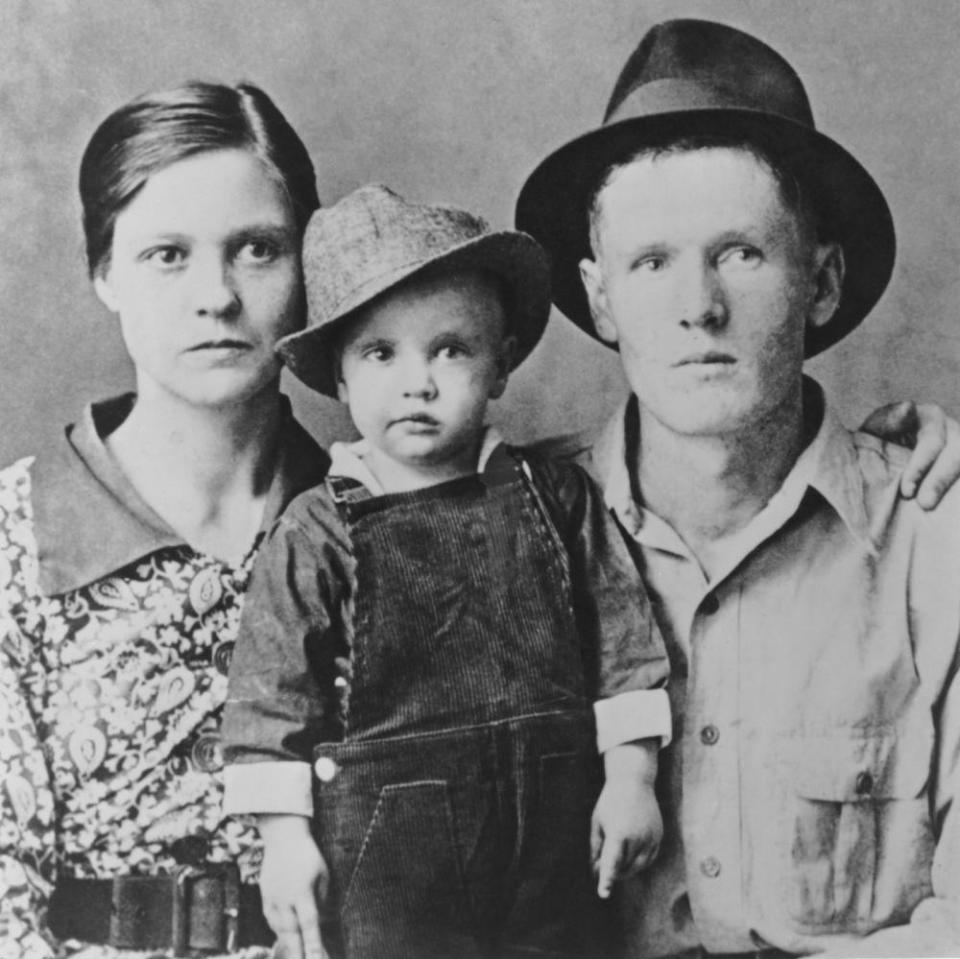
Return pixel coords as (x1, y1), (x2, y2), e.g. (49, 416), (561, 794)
(328, 426), (506, 494)
(33, 393), (329, 596)
(596, 378), (873, 550)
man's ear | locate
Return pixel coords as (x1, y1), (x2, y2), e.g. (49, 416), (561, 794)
(806, 242), (846, 333)
(579, 257), (619, 345)
(93, 272), (119, 314)
(489, 335), (516, 400)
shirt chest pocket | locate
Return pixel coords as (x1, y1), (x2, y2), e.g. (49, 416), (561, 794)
(783, 729), (935, 934)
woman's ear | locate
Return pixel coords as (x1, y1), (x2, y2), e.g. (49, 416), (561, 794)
(93, 273), (119, 314)
(806, 242), (846, 333)
(579, 257), (619, 345)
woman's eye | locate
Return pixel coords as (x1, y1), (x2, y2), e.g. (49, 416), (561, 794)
(237, 239), (278, 264)
(145, 246), (186, 268)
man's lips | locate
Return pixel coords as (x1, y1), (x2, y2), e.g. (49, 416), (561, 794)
(673, 351), (736, 367)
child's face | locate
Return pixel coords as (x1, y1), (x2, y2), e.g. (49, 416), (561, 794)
(337, 270), (514, 483)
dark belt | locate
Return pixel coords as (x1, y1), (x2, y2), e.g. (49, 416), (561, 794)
(48, 864), (275, 955)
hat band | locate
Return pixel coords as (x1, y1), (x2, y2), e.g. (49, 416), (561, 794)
(605, 78), (813, 129)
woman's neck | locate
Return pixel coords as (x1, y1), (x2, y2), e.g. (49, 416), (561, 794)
(106, 383), (284, 563)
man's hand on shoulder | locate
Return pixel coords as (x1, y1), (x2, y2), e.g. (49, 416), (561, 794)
(861, 401), (960, 509)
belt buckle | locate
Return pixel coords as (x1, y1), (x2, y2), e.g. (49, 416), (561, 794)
(172, 862), (241, 956)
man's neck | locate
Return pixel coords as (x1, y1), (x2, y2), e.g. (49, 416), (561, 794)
(636, 389), (811, 577)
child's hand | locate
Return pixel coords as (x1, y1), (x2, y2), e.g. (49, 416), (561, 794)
(590, 739), (663, 899)
(257, 814), (330, 959)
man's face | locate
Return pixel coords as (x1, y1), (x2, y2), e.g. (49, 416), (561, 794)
(580, 147), (840, 439)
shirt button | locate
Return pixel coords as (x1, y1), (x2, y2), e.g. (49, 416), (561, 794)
(700, 724), (719, 745)
(213, 641), (235, 675)
(700, 594), (719, 615)
(314, 756), (338, 782)
(700, 856), (722, 878)
(855, 771), (874, 796)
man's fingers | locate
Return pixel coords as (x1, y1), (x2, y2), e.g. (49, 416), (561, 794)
(589, 813), (603, 868)
(860, 400), (919, 449)
(914, 411), (960, 509)
(901, 403), (948, 501)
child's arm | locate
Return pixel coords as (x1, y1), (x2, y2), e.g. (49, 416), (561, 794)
(258, 814), (330, 959)
(591, 738), (662, 899)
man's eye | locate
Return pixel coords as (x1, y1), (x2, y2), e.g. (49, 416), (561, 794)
(634, 256), (666, 273)
(723, 246), (762, 266)
(363, 346), (392, 362)
(436, 344), (467, 360)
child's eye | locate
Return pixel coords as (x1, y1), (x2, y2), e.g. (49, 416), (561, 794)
(144, 246), (187, 269)
(435, 343), (469, 361)
(363, 345), (393, 362)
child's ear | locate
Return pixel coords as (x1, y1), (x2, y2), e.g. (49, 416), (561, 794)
(489, 335), (516, 400)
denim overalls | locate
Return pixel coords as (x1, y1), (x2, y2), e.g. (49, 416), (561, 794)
(313, 448), (611, 959)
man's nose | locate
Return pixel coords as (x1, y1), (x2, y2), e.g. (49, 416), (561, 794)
(192, 254), (241, 319)
(677, 259), (728, 331)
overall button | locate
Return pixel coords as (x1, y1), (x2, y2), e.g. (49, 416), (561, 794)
(855, 771), (874, 796)
(700, 594), (719, 615)
(700, 725), (719, 746)
(314, 757), (338, 782)
(213, 641), (235, 675)
(191, 733), (223, 772)
(700, 856), (722, 878)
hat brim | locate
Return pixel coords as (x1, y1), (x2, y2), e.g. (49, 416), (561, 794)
(278, 230), (552, 397)
(515, 109), (895, 357)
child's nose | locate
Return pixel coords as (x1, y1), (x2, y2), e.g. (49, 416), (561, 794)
(400, 356), (437, 399)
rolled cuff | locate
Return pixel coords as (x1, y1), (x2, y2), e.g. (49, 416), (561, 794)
(223, 761), (313, 817)
(594, 688), (672, 753)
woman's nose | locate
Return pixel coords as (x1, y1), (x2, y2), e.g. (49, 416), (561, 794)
(192, 255), (240, 319)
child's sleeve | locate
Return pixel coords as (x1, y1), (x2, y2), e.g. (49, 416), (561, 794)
(221, 492), (352, 818)
(526, 454), (670, 753)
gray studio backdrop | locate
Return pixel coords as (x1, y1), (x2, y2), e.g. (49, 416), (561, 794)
(2, 0), (959, 464)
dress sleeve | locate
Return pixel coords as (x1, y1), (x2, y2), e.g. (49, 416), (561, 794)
(523, 454), (671, 750)
(221, 493), (352, 818)
(0, 612), (58, 959)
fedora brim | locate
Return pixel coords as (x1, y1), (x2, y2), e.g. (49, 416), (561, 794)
(277, 230), (552, 397)
(515, 108), (895, 357)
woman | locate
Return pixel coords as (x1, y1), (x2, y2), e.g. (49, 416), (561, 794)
(0, 82), (327, 957)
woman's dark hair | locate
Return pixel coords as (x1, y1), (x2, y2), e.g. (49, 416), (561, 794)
(79, 81), (320, 277)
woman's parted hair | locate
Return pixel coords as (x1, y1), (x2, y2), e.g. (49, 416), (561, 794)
(79, 81), (320, 277)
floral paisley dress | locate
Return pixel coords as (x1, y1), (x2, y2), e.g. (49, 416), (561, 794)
(0, 395), (327, 959)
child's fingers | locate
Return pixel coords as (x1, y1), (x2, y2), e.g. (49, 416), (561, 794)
(296, 899), (329, 959)
(595, 836), (622, 900)
(266, 905), (305, 959)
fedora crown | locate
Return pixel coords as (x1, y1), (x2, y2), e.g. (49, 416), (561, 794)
(604, 19), (813, 128)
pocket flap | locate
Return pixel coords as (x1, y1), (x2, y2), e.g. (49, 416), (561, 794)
(788, 728), (931, 801)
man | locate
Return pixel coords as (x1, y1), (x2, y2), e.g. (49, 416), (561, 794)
(517, 18), (960, 957)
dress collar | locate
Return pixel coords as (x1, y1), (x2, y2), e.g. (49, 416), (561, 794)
(32, 394), (329, 595)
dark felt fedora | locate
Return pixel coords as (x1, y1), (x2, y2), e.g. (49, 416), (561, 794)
(279, 184), (552, 396)
(515, 18), (896, 357)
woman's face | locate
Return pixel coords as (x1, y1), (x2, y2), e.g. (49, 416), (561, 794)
(94, 148), (303, 409)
